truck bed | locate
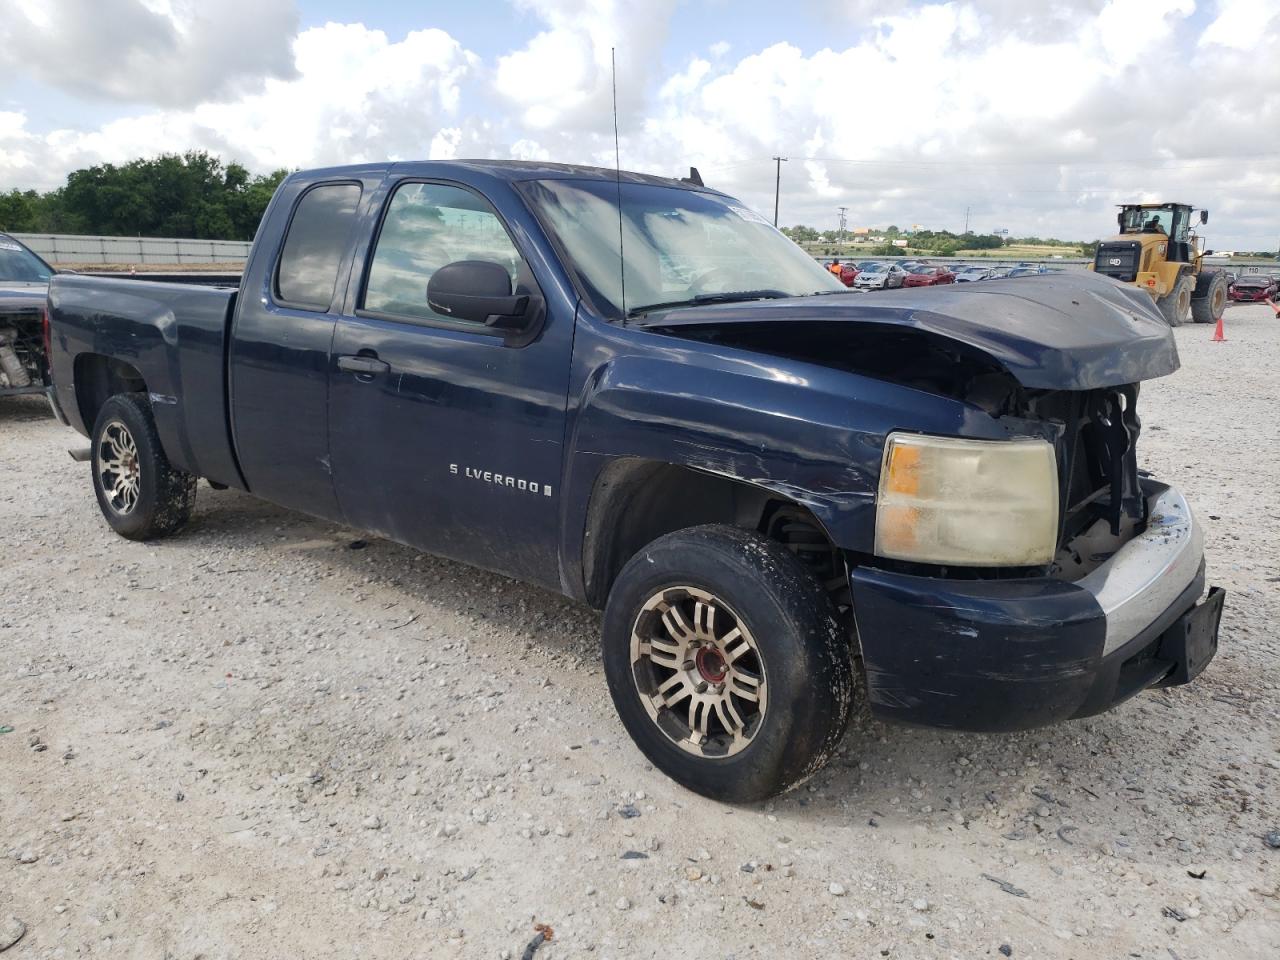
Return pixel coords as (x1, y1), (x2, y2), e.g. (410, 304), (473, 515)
(48, 274), (244, 488)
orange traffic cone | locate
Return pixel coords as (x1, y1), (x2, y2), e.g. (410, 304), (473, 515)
(1211, 314), (1226, 342)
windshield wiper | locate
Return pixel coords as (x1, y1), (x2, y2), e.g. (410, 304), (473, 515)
(626, 289), (791, 318)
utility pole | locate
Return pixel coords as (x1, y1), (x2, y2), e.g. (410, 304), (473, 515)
(964, 206), (970, 234)
(771, 157), (787, 226)
(837, 206), (848, 244)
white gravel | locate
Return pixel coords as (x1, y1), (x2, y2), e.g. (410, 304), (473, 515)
(2, 302), (1277, 959)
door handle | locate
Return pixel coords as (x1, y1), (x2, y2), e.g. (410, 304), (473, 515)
(337, 355), (389, 376)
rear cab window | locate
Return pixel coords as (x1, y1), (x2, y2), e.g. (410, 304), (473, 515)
(274, 182), (363, 311)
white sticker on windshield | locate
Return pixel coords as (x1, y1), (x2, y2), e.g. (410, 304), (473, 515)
(728, 204), (772, 226)
(0, 241), (22, 251)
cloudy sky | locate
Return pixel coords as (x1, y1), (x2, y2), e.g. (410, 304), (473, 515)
(1, 0), (1277, 248)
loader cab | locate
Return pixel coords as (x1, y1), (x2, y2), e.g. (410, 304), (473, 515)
(1117, 203), (1199, 265)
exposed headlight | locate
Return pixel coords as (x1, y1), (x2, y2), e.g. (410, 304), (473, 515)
(875, 433), (1059, 566)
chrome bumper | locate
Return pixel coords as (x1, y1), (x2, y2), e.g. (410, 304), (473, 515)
(1077, 480), (1203, 655)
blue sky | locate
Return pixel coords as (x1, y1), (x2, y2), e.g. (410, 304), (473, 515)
(1, 0), (1277, 248)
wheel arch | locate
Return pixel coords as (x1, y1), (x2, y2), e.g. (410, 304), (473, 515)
(73, 353), (148, 435)
(579, 457), (841, 609)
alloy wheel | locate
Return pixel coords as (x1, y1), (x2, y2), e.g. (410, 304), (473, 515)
(629, 585), (767, 758)
(98, 420), (141, 515)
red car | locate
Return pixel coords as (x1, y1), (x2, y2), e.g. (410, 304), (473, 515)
(825, 261), (858, 287)
(902, 265), (956, 287)
(1228, 275), (1277, 302)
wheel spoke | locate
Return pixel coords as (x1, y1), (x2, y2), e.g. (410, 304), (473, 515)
(721, 628), (750, 663)
(655, 673), (691, 707)
(729, 671), (762, 702)
(687, 698), (711, 744)
(714, 697), (747, 739)
(661, 606), (696, 644)
(693, 600), (715, 638)
(642, 637), (683, 668)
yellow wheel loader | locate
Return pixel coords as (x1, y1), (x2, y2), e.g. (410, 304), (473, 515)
(1090, 203), (1228, 327)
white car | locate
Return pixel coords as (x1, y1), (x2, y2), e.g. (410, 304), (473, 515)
(956, 267), (994, 282)
(853, 263), (908, 289)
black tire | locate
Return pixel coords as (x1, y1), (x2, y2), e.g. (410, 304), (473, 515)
(91, 392), (196, 540)
(1191, 270), (1228, 324)
(1158, 275), (1192, 327)
(602, 524), (855, 803)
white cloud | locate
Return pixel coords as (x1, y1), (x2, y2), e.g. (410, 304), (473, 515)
(0, 0), (299, 107)
(0, 0), (1278, 248)
(0, 24), (477, 185)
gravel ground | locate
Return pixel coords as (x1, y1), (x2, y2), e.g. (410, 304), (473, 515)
(2, 302), (1278, 959)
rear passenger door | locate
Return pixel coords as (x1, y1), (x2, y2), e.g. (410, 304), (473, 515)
(326, 178), (574, 589)
(230, 179), (369, 520)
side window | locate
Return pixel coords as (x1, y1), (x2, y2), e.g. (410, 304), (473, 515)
(363, 182), (526, 324)
(275, 182), (362, 311)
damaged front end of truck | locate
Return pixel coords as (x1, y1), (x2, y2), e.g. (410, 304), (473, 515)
(628, 270), (1223, 732)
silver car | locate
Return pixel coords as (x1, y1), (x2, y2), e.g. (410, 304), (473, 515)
(853, 263), (908, 289)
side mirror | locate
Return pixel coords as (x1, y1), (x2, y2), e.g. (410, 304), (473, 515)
(1200, 210), (1209, 225)
(427, 260), (529, 329)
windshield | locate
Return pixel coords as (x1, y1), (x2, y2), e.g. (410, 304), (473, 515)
(1120, 206), (1174, 235)
(522, 178), (843, 316)
(0, 237), (53, 283)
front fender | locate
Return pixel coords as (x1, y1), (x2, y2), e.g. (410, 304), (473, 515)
(558, 343), (1016, 600)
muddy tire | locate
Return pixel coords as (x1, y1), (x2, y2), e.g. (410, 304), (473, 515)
(1158, 275), (1193, 326)
(602, 524), (855, 803)
(91, 393), (196, 541)
(1191, 270), (1228, 324)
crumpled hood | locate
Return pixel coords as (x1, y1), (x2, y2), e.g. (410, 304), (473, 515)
(634, 271), (1178, 391)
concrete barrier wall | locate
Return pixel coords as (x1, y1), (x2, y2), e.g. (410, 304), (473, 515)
(12, 233), (251, 265)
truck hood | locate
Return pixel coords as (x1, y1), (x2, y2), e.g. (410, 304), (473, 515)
(633, 271), (1178, 391)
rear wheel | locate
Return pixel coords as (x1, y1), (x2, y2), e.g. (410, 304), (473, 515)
(1158, 275), (1193, 326)
(602, 524), (855, 802)
(91, 393), (196, 540)
(1191, 271), (1228, 324)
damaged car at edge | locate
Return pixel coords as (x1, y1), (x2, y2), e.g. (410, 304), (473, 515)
(46, 161), (1224, 802)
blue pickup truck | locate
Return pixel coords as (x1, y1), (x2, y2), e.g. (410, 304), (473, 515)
(45, 161), (1223, 801)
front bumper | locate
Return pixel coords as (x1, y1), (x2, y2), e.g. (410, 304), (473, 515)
(850, 480), (1223, 732)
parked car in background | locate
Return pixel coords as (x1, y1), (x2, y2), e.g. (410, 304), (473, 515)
(956, 266), (994, 282)
(0, 233), (55, 400)
(1008, 266), (1049, 278)
(903, 265), (957, 287)
(1228, 275), (1277, 302)
(853, 262), (908, 289)
(819, 259), (860, 285)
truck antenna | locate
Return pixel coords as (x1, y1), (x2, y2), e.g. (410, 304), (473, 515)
(612, 46), (626, 316)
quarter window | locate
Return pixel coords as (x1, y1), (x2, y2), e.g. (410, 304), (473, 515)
(364, 182), (526, 324)
(275, 183), (362, 311)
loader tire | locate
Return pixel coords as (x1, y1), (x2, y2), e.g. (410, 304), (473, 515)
(1158, 276), (1192, 327)
(1191, 271), (1228, 324)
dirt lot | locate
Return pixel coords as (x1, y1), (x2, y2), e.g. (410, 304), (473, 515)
(2, 302), (1277, 959)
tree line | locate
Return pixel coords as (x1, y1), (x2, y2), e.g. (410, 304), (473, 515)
(0, 151), (288, 241)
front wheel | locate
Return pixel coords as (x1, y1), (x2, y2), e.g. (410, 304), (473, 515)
(1158, 275), (1193, 326)
(91, 393), (196, 541)
(602, 524), (855, 803)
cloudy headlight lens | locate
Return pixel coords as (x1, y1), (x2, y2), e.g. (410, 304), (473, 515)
(875, 433), (1059, 566)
